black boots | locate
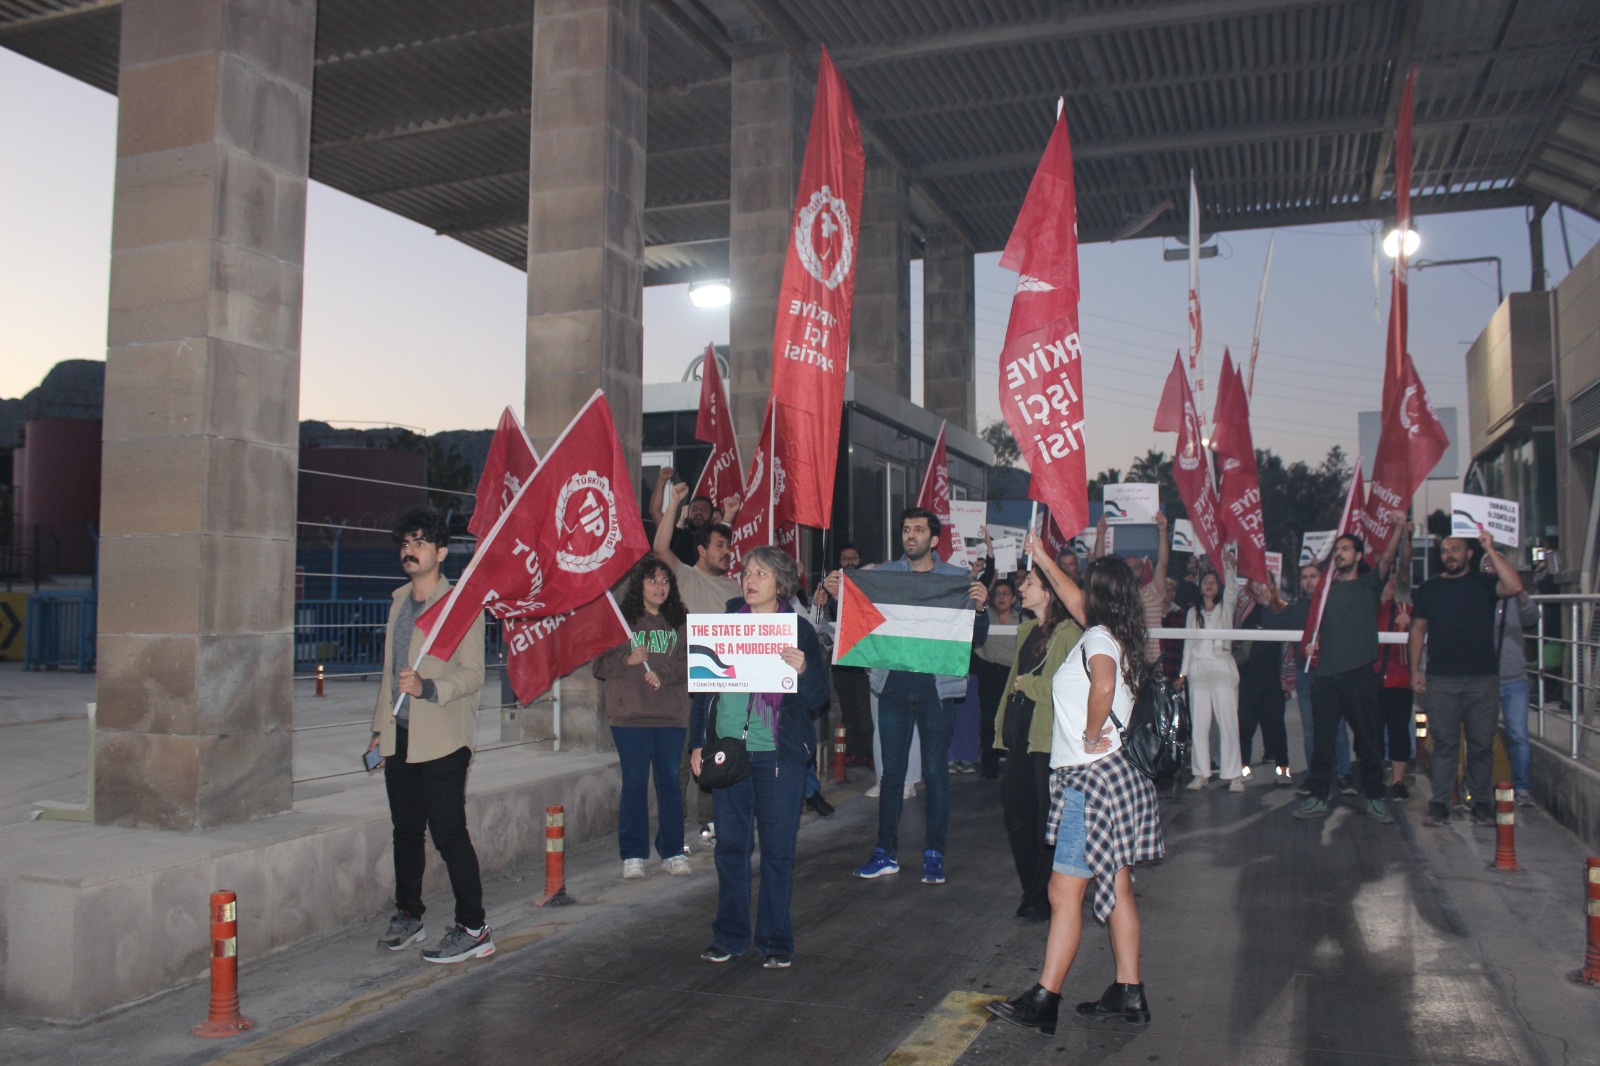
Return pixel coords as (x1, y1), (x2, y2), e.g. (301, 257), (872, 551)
(986, 983), (1061, 1036)
(1076, 981), (1151, 1024)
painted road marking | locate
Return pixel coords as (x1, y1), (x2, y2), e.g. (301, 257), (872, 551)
(885, 989), (1004, 1065)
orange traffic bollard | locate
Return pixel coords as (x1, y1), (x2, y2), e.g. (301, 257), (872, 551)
(540, 805), (573, 907)
(315, 663), (325, 697)
(192, 889), (255, 1037)
(1491, 782), (1521, 872)
(831, 724), (847, 784)
(1573, 857), (1600, 987)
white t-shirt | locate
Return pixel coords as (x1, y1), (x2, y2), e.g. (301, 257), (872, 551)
(1050, 625), (1135, 769)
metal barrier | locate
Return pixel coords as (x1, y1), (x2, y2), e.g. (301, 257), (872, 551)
(1530, 593), (1600, 763)
(293, 599), (504, 673)
(25, 589), (97, 671)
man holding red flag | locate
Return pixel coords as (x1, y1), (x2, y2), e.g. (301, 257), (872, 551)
(768, 49), (864, 530)
(997, 106), (1089, 541)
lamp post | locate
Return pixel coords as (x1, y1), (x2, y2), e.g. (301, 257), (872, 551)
(1411, 256), (1505, 305)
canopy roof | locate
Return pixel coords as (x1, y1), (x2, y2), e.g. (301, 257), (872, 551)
(4, 0), (1598, 284)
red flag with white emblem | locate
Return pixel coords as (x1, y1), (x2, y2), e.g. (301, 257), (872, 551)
(997, 106), (1090, 539)
(915, 421), (955, 562)
(1154, 352), (1227, 577)
(502, 592), (631, 705)
(768, 47), (865, 529)
(691, 345), (743, 516)
(414, 391), (649, 662)
(469, 407), (539, 542)
(728, 401), (779, 568)
(1211, 352), (1269, 584)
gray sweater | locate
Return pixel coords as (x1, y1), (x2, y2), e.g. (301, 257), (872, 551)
(1493, 594), (1540, 681)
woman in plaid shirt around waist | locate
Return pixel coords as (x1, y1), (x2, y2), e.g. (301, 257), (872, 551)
(988, 535), (1166, 1037)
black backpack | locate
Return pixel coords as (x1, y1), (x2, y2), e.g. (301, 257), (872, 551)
(1081, 645), (1189, 781)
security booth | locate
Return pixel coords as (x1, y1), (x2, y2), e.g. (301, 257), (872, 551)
(643, 370), (992, 586)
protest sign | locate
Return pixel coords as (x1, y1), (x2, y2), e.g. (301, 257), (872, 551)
(1265, 551), (1283, 587)
(1171, 518), (1196, 553)
(1300, 530), (1335, 566)
(1450, 492), (1519, 547)
(1102, 483), (1159, 524)
(687, 613), (799, 693)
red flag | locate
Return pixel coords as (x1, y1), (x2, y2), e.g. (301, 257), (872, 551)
(728, 401), (779, 568)
(1359, 350), (1450, 556)
(1039, 509), (1073, 561)
(768, 48), (865, 529)
(1386, 67), (1416, 403)
(915, 421), (955, 562)
(1303, 462), (1367, 657)
(1211, 352), (1269, 584)
(691, 345), (743, 515)
(1153, 352), (1227, 577)
(469, 407), (539, 542)
(415, 391), (649, 662)
(997, 107), (1089, 539)
(501, 592), (631, 705)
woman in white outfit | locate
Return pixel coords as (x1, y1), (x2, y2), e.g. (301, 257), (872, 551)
(1182, 551), (1243, 791)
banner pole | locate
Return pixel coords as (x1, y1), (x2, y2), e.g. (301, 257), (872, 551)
(1027, 502), (1039, 570)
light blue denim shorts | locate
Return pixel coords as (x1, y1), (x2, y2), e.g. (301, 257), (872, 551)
(1052, 786), (1092, 878)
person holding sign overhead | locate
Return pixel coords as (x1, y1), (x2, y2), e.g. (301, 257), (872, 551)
(689, 546), (828, 970)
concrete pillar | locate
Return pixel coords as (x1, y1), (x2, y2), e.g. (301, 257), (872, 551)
(849, 148), (912, 400)
(728, 46), (809, 464)
(94, 0), (314, 830)
(523, 0), (647, 753)
(922, 224), (977, 432)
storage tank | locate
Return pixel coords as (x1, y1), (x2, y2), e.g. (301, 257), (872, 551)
(19, 418), (102, 577)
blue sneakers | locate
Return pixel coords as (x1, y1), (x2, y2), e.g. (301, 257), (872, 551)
(854, 847), (899, 879)
(922, 850), (946, 884)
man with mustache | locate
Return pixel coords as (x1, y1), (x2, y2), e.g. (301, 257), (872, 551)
(368, 509), (492, 964)
(1408, 527), (1523, 828)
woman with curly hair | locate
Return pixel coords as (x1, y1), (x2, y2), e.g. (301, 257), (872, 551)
(594, 556), (691, 880)
(988, 536), (1166, 1037)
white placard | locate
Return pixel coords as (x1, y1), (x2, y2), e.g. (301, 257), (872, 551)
(1071, 527), (1103, 556)
(948, 501), (987, 543)
(993, 537), (1020, 574)
(1450, 492), (1520, 547)
(687, 614), (799, 693)
(1171, 518), (1197, 553)
(1102, 483), (1159, 524)
(1265, 551), (1283, 586)
(1300, 530), (1335, 566)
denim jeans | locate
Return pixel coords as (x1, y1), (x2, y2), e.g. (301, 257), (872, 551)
(611, 726), (686, 861)
(1498, 678), (1531, 793)
(1297, 671), (1349, 776)
(385, 726), (484, 930)
(711, 750), (805, 957)
(876, 690), (956, 855)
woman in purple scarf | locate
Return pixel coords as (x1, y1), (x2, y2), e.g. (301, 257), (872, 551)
(689, 545), (829, 970)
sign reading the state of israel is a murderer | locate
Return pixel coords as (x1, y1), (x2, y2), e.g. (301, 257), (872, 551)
(686, 614), (799, 694)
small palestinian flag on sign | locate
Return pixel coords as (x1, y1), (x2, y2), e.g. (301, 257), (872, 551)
(832, 569), (976, 675)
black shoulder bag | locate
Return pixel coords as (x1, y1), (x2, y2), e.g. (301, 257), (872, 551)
(697, 699), (752, 789)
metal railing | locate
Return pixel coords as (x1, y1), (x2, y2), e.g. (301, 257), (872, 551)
(292, 599), (505, 675)
(25, 589), (97, 671)
(1529, 593), (1600, 762)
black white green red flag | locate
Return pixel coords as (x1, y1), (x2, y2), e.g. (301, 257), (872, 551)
(832, 569), (974, 675)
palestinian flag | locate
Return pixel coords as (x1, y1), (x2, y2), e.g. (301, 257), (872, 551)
(833, 570), (975, 675)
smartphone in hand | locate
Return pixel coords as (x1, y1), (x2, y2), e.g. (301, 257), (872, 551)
(363, 747), (382, 773)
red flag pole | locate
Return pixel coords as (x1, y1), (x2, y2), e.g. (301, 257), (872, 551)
(1305, 460), (1366, 663)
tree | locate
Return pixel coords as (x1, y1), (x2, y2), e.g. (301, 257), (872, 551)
(379, 429), (474, 514)
(980, 418), (1020, 468)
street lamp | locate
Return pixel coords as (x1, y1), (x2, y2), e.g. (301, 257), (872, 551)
(688, 279), (731, 308)
(1382, 227), (1420, 259)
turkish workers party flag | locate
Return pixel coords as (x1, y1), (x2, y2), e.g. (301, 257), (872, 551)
(768, 47), (864, 529)
(469, 407), (538, 541)
(1360, 349), (1449, 557)
(915, 421), (955, 561)
(1210, 352), (1268, 584)
(416, 391), (649, 662)
(997, 105), (1089, 539)
(691, 345), (743, 515)
(502, 592), (630, 704)
(728, 401), (779, 567)
(1154, 352), (1227, 577)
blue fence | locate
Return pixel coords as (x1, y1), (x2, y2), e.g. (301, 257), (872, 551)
(294, 599), (504, 673)
(26, 590), (97, 671)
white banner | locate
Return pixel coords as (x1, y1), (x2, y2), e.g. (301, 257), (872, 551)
(1103, 483), (1159, 524)
(687, 614), (799, 693)
(1450, 492), (1519, 547)
(1300, 530), (1335, 566)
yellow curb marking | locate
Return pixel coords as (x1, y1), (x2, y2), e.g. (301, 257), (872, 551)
(885, 989), (1005, 1065)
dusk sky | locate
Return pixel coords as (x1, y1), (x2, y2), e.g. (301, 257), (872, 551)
(4, 48), (1598, 492)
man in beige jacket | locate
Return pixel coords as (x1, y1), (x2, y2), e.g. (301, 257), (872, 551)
(367, 509), (492, 964)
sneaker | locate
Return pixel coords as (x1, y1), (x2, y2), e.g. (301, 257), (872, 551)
(1295, 783), (1312, 796)
(959, 762), (977, 774)
(903, 783), (918, 799)
(700, 824), (716, 846)
(1515, 789), (1535, 808)
(662, 854), (692, 877)
(701, 944), (735, 963)
(805, 792), (835, 818)
(623, 858), (647, 880)
(1337, 776), (1358, 796)
(922, 850), (946, 884)
(1228, 778), (1246, 793)
(1424, 804), (1450, 827)
(865, 783), (882, 798)
(948, 761), (962, 774)
(377, 911), (424, 951)
(1471, 805), (1495, 828)
(1292, 797), (1330, 820)
(1185, 776), (1206, 791)
(1365, 798), (1394, 824)
(1274, 766), (1293, 788)
(1389, 781), (1410, 801)
(421, 924), (494, 964)
(854, 847), (899, 879)
(762, 953), (793, 969)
